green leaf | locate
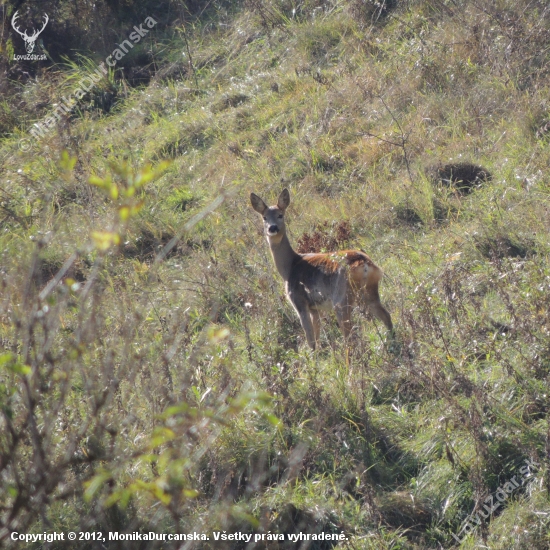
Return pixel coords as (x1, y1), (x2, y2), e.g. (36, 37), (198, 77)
(161, 403), (189, 418)
(89, 174), (106, 187)
(148, 427), (176, 449)
(10, 363), (31, 376)
(59, 150), (77, 172)
(104, 489), (125, 508)
(0, 352), (14, 367)
(0, 353), (31, 375)
(131, 480), (171, 505)
(263, 413), (282, 427)
(84, 470), (112, 502)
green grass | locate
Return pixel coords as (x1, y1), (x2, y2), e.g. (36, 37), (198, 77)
(1, 0), (550, 548)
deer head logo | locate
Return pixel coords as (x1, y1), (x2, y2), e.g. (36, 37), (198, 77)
(11, 11), (49, 54)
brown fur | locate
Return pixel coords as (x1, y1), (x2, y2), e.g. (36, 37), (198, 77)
(250, 189), (393, 349)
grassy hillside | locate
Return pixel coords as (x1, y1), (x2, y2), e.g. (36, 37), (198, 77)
(1, 0), (550, 548)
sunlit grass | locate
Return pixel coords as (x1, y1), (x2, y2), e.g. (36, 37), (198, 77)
(1, 0), (550, 548)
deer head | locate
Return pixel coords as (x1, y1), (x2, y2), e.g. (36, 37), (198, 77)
(250, 188), (290, 244)
(12, 11), (49, 54)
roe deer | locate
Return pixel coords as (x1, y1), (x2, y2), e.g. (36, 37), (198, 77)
(250, 188), (393, 349)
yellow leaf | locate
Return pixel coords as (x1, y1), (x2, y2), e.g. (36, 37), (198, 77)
(0, 352), (14, 366)
(91, 231), (121, 251)
(208, 326), (230, 343)
(134, 160), (172, 187)
(119, 201), (144, 221)
(119, 206), (130, 222)
(59, 150), (77, 172)
(89, 174), (106, 187)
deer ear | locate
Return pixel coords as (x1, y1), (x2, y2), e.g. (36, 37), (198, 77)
(277, 188), (290, 211)
(250, 193), (267, 215)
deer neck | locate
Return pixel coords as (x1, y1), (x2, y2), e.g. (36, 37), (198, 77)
(268, 232), (299, 282)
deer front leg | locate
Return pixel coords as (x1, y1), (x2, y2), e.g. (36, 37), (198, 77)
(310, 308), (322, 348)
(291, 298), (317, 350)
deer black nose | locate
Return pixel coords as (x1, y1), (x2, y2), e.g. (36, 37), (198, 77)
(268, 225), (279, 234)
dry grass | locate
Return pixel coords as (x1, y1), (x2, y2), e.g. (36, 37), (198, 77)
(1, 0), (550, 548)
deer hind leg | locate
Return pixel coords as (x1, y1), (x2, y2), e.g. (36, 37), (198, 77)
(334, 302), (353, 342)
(368, 300), (393, 333)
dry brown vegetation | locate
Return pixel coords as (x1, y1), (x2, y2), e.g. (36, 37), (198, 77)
(1, 0), (550, 548)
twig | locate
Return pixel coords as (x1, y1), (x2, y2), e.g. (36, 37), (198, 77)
(355, 81), (415, 185)
(181, 26), (199, 89)
(378, 94), (414, 184)
(38, 252), (78, 301)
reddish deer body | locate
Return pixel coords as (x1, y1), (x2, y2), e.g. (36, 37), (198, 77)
(250, 189), (393, 349)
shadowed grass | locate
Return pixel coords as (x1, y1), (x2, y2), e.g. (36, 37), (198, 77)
(1, 0), (550, 548)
